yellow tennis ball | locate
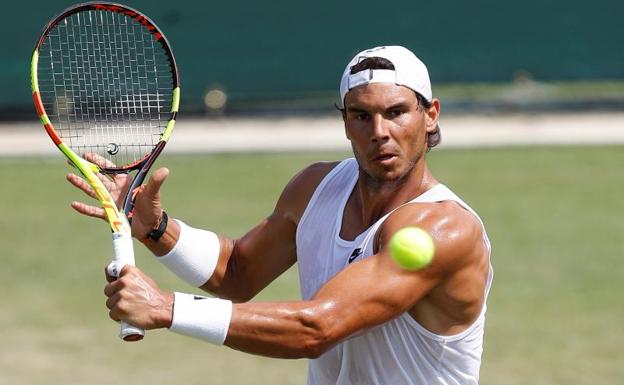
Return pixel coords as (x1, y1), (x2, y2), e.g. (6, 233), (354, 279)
(389, 227), (435, 270)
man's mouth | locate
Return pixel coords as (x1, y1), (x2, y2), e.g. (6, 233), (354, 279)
(372, 153), (398, 164)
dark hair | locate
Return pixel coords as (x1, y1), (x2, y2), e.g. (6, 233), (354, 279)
(350, 57), (395, 73)
(341, 56), (441, 150)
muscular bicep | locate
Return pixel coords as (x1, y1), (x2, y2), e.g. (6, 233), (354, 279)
(308, 245), (442, 342)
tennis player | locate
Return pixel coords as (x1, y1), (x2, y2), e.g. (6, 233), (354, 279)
(69, 45), (493, 385)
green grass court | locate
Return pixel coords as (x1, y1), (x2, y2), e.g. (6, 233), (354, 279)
(1, 147), (622, 384)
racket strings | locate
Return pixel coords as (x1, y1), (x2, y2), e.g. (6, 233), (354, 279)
(37, 9), (173, 168)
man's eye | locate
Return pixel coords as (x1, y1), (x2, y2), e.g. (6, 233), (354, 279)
(389, 109), (404, 118)
(356, 113), (369, 121)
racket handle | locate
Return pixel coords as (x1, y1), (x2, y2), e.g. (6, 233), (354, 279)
(110, 232), (145, 342)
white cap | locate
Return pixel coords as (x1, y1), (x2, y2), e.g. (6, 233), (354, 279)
(339, 46), (432, 108)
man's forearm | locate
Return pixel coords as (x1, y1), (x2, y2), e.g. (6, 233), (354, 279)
(170, 297), (339, 359)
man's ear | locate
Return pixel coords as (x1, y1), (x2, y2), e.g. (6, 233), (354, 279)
(425, 99), (441, 134)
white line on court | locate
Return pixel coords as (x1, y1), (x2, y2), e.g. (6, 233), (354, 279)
(1, 112), (623, 157)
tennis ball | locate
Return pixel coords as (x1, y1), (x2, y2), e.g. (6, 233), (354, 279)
(389, 227), (435, 270)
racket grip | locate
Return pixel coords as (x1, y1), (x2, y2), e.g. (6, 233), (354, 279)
(110, 232), (145, 342)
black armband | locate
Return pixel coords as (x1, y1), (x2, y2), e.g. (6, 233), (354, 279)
(147, 210), (168, 242)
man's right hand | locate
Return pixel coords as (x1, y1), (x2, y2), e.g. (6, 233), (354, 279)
(66, 153), (170, 240)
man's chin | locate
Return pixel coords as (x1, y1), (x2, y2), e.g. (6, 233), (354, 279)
(362, 166), (411, 188)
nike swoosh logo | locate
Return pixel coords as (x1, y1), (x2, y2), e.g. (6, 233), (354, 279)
(348, 248), (362, 264)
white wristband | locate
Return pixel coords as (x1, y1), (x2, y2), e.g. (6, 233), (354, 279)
(169, 292), (232, 345)
(156, 220), (220, 287)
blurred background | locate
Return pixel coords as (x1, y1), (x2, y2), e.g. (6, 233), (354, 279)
(4, 0), (624, 117)
(1, 1), (623, 384)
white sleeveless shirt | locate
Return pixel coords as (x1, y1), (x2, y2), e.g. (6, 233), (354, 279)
(296, 158), (493, 385)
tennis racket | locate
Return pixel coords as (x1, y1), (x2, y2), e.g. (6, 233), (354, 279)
(30, 2), (180, 341)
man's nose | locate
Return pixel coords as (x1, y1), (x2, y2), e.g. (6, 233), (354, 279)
(371, 114), (390, 142)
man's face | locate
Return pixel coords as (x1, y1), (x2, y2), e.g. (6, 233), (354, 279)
(342, 83), (438, 185)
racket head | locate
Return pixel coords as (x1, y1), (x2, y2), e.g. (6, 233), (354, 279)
(31, 2), (180, 173)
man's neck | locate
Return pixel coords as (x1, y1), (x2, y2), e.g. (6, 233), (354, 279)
(355, 162), (437, 228)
